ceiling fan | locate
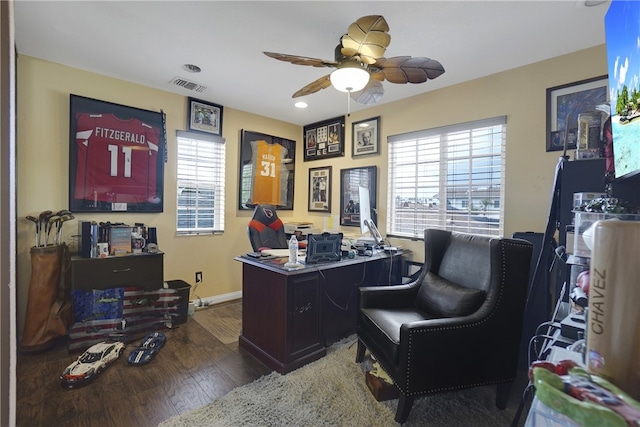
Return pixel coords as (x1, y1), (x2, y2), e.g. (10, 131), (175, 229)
(264, 15), (445, 105)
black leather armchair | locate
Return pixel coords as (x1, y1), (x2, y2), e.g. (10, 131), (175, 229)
(247, 205), (288, 252)
(355, 229), (533, 423)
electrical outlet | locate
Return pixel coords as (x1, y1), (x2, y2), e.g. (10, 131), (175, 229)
(195, 271), (202, 283)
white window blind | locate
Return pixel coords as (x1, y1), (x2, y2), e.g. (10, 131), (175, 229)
(176, 131), (225, 235)
(387, 116), (506, 238)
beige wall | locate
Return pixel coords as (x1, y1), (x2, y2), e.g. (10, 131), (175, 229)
(16, 45), (607, 332)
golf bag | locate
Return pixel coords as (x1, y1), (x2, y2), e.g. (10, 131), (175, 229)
(20, 244), (72, 353)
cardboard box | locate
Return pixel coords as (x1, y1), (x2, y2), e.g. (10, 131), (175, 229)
(365, 371), (399, 401)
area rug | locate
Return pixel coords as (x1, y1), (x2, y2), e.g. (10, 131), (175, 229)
(159, 336), (527, 427)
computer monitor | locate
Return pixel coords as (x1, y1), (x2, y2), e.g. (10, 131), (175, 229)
(605, 0), (640, 180)
(358, 186), (384, 245)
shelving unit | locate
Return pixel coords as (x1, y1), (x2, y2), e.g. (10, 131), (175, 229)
(67, 252), (189, 352)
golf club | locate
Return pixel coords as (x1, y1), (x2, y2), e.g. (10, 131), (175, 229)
(38, 210), (52, 247)
(56, 213), (75, 245)
(55, 209), (72, 217)
(26, 215), (39, 247)
(45, 215), (60, 246)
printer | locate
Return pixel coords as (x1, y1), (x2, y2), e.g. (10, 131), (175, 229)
(284, 222), (319, 237)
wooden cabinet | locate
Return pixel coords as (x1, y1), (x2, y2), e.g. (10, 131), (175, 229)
(68, 252), (166, 352)
(71, 252), (164, 291)
(239, 263), (325, 374)
(288, 274), (323, 359)
(237, 251), (408, 373)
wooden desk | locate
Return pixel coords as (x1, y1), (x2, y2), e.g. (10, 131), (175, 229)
(235, 250), (409, 373)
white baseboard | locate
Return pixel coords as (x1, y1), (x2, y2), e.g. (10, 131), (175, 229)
(191, 291), (242, 307)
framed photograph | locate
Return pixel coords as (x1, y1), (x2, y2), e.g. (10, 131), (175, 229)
(68, 94), (166, 213)
(187, 97), (223, 136)
(238, 130), (296, 210)
(546, 75), (608, 152)
(303, 116), (345, 161)
(308, 166), (332, 212)
(340, 166), (377, 227)
(352, 116), (380, 157)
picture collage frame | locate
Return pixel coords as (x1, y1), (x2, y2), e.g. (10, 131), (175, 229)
(303, 116), (345, 161)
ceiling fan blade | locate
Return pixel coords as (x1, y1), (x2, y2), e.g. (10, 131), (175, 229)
(292, 75), (332, 98)
(263, 52), (337, 68)
(351, 80), (385, 105)
(374, 56), (445, 84)
(369, 71), (385, 82)
(340, 15), (391, 64)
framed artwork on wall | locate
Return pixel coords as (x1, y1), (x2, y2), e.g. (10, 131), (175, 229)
(339, 166), (377, 227)
(187, 97), (223, 136)
(352, 116), (380, 157)
(303, 116), (345, 161)
(238, 129), (296, 210)
(546, 75), (608, 152)
(308, 166), (332, 212)
(68, 94), (166, 213)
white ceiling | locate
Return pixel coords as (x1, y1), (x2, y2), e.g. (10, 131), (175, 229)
(14, 1), (610, 126)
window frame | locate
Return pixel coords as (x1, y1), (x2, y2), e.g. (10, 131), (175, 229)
(386, 116), (506, 239)
(176, 130), (226, 235)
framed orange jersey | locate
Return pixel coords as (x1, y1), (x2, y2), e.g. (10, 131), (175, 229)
(239, 130), (296, 210)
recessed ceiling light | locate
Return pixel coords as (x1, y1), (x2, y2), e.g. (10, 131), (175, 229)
(583, 0), (607, 6)
(182, 64), (201, 73)
(295, 101), (308, 109)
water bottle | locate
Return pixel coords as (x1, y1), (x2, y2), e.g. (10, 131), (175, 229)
(287, 235), (298, 266)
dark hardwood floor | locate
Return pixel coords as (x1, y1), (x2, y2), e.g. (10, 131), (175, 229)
(16, 300), (271, 427)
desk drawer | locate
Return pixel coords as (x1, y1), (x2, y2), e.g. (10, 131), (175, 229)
(71, 253), (163, 290)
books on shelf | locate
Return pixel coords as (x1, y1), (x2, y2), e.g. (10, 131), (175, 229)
(109, 226), (131, 255)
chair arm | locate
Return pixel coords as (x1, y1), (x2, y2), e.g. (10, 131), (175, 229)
(399, 312), (482, 333)
(394, 311), (522, 393)
(359, 283), (420, 309)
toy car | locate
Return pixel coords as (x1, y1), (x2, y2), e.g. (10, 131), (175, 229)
(60, 341), (125, 389)
(127, 331), (166, 365)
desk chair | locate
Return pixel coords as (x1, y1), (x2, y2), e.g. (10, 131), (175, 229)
(247, 205), (288, 252)
(355, 228), (533, 423)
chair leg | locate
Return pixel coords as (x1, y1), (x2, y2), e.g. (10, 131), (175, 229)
(355, 339), (366, 363)
(395, 394), (414, 424)
(496, 381), (513, 409)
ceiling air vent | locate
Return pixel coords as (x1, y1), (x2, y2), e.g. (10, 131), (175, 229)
(170, 76), (207, 93)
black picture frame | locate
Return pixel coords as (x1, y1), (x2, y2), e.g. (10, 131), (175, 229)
(238, 129), (296, 210)
(546, 75), (608, 152)
(303, 116), (345, 161)
(340, 166), (377, 227)
(187, 97), (223, 136)
(352, 116), (380, 157)
(308, 166), (332, 212)
(68, 94), (166, 213)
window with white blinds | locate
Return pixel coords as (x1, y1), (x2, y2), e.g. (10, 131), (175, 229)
(387, 116), (506, 238)
(176, 131), (225, 235)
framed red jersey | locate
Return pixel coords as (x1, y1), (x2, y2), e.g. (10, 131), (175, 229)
(69, 95), (166, 213)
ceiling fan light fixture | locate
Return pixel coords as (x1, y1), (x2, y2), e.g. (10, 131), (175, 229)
(330, 65), (370, 93)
